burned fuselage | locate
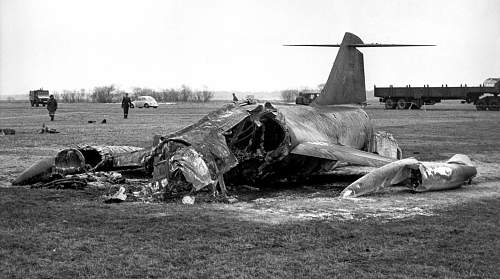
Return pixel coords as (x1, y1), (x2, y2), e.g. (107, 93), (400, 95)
(147, 102), (394, 194)
(12, 102), (399, 198)
(224, 104), (375, 184)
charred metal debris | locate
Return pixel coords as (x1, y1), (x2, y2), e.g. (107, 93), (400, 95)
(340, 154), (477, 198)
(13, 103), (294, 201)
(146, 102), (291, 199)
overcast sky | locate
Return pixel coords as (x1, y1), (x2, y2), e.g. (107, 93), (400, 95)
(1, 0), (499, 96)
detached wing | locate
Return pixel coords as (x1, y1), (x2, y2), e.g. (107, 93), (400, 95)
(291, 142), (395, 167)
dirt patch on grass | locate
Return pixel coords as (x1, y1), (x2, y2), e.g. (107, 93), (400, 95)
(216, 159), (500, 224)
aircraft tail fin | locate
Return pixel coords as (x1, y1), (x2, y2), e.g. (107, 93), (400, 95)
(285, 32), (434, 106)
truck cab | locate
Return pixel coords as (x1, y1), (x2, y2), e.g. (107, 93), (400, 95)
(295, 91), (320, 105)
(29, 89), (50, 107)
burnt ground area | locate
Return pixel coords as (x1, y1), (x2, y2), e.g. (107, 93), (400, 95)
(1, 101), (500, 278)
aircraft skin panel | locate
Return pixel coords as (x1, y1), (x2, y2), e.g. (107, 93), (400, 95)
(167, 103), (251, 139)
(291, 142), (395, 167)
(276, 105), (372, 150)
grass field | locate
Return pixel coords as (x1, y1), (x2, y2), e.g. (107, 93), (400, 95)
(1, 101), (500, 278)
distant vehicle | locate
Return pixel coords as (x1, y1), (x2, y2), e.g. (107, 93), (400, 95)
(131, 96), (158, 108)
(29, 89), (50, 107)
(295, 91), (320, 105)
(375, 78), (500, 111)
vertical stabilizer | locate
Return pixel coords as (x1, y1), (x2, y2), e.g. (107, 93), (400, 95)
(313, 32), (366, 106)
(284, 33), (434, 106)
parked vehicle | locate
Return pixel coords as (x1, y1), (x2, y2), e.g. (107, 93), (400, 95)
(295, 91), (320, 105)
(375, 78), (500, 110)
(29, 89), (50, 107)
(131, 96), (158, 108)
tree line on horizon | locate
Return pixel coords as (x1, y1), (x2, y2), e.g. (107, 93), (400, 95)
(11, 83), (353, 103)
(51, 85), (215, 103)
(52, 86), (306, 103)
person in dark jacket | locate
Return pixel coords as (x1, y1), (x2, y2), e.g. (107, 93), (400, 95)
(47, 95), (58, 121)
(121, 93), (132, 119)
(232, 93), (239, 102)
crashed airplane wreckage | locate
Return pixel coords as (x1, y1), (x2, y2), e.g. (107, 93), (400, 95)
(12, 102), (476, 199)
(12, 101), (400, 192)
(13, 32), (476, 199)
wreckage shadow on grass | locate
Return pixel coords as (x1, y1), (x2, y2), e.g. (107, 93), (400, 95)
(226, 174), (360, 202)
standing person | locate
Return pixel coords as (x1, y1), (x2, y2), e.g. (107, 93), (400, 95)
(47, 95), (58, 121)
(232, 93), (239, 102)
(121, 93), (132, 119)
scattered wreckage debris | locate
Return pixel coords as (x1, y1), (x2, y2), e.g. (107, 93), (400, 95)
(54, 145), (145, 174)
(32, 178), (87, 190)
(340, 154), (477, 198)
(28, 172), (128, 191)
(12, 145), (145, 185)
(40, 124), (59, 134)
(181, 195), (195, 205)
(240, 185), (260, 191)
(88, 119), (107, 124)
(104, 186), (127, 203)
(0, 128), (15, 135)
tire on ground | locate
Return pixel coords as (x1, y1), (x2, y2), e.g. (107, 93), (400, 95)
(295, 97), (303, 105)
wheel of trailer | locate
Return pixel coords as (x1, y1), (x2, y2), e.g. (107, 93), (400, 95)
(295, 96), (303, 105)
(396, 98), (407, 110)
(489, 99), (500, 111)
(36, 103), (39, 107)
(476, 99), (487, 111)
(385, 99), (396, 109)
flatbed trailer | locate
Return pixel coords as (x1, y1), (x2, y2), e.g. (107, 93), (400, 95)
(375, 78), (500, 110)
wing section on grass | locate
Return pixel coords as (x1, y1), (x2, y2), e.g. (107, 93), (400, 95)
(291, 142), (395, 167)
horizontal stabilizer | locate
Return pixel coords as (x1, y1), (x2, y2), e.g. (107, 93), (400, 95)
(350, 43), (435, 47)
(291, 142), (395, 167)
(284, 44), (342, 47)
(284, 44), (435, 47)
